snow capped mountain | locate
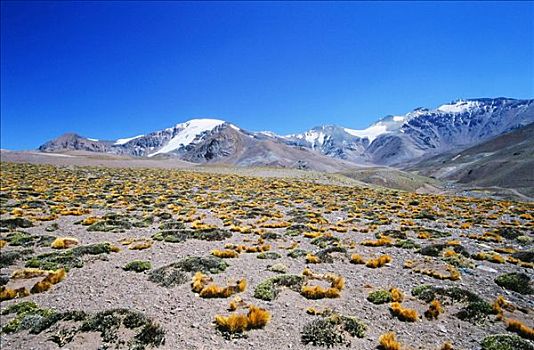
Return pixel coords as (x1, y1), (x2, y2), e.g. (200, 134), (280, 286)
(148, 119), (226, 157)
(39, 97), (534, 167)
(282, 125), (369, 160)
(114, 135), (144, 145)
(367, 98), (534, 164)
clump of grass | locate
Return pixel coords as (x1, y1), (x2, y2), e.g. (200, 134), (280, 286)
(123, 260), (152, 273)
(389, 302), (418, 322)
(177, 256), (229, 274)
(214, 304), (271, 338)
(214, 313), (249, 334)
(306, 253), (321, 264)
(379, 332), (401, 350)
(51, 237), (79, 249)
(301, 313), (366, 347)
(310, 235), (340, 248)
(128, 239), (153, 250)
(390, 288), (403, 302)
(367, 290), (392, 304)
(228, 296), (246, 311)
(441, 342), (454, 350)
(472, 252), (506, 264)
(25, 242), (118, 271)
(191, 271), (246, 298)
(0, 248), (34, 268)
(419, 243), (469, 258)
(269, 263), (288, 273)
(257, 252), (282, 260)
(0, 217), (33, 229)
(425, 300), (443, 320)
(1, 301), (57, 334)
(0, 286), (29, 301)
(315, 246), (348, 263)
(247, 305), (271, 329)
(287, 249), (307, 258)
(1, 300), (38, 315)
(30, 280), (53, 294)
(350, 254), (365, 264)
(495, 273), (532, 295)
(506, 319), (534, 340)
(43, 268), (66, 284)
(411, 284), (494, 323)
(394, 239), (420, 249)
(30, 268), (66, 294)
(361, 236), (393, 247)
(211, 249), (239, 259)
(11, 268), (49, 279)
(481, 334), (534, 350)
(148, 265), (188, 288)
(254, 274), (304, 301)
(301, 285), (340, 299)
(5, 231), (34, 246)
(300, 271), (344, 300)
(366, 255), (392, 268)
(199, 279), (247, 298)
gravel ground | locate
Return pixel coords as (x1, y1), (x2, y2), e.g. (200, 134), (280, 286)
(0, 162), (533, 350)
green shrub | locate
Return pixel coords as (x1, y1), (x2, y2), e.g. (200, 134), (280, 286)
(254, 274), (304, 301)
(257, 252), (281, 260)
(124, 260), (152, 273)
(495, 273), (532, 295)
(301, 314), (366, 347)
(481, 334), (534, 350)
(367, 290), (392, 304)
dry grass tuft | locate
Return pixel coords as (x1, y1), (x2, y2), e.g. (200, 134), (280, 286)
(379, 331), (401, 350)
(305, 253), (321, 264)
(30, 280), (53, 294)
(361, 236), (393, 247)
(425, 299), (443, 320)
(390, 288), (404, 302)
(128, 239), (152, 250)
(440, 342), (453, 350)
(43, 268), (66, 284)
(390, 302), (418, 322)
(11, 268), (49, 279)
(247, 305), (271, 329)
(350, 254), (365, 264)
(211, 249), (239, 258)
(366, 255), (392, 268)
(0, 286), (29, 301)
(506, 319), (534, 340)
(51, 237), (79, 249)
(191, 271), (211, 293)
(215, 313), (249, 333)
(214, 304), (271, 334)
(301, 285), (340, 299)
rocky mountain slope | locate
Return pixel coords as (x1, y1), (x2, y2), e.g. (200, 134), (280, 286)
(39, 98), (533, 169)
(408, 123), (534, 198)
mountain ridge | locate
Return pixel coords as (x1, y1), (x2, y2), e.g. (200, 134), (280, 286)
(39, 97), (534, 169)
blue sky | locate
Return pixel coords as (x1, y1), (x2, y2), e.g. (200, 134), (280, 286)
(1, 1), (532, 150)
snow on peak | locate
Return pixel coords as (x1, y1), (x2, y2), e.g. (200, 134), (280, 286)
(114, 135), (144, 145)
(258, 131), (278, 137)
(286, 130), (327, 149)
(149, 118), (225, 157)
(87, 138), (99, 142)
(344, 122), (389, 143)
(437, 100), (480, 114)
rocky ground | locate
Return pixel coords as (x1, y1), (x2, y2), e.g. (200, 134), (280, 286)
(0, 161), (533, 350)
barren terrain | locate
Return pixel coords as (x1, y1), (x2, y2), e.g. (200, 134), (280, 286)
(0, 160), (533, 350)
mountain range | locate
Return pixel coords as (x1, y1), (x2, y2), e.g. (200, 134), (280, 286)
(39, 97), (533, 170)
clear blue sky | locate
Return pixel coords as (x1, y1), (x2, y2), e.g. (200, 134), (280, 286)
(1, 1), (533, 150)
